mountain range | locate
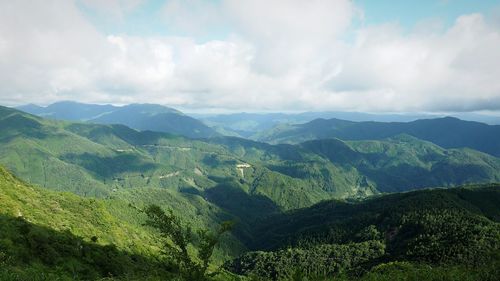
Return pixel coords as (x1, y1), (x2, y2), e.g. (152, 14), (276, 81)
(3, 105), (500, 206)
(2, 101), (500, 280)
(255, 117), (500, 157)
(17, 101), (218, 139)
(194, 111), (500, 137)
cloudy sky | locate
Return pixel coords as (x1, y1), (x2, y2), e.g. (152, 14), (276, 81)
(1, 0), (500, 112)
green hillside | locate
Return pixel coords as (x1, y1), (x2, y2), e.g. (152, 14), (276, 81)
(1, 161), (499, 280)
(0, 165), (167, 280)
(255, 117), (500, 157)
(2, 106), (500, 214)
(300, 135), (500, 192)
(0, 165), (248, 280)
(227, 185), (500, 280)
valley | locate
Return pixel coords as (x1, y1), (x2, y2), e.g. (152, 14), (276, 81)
(1, 103), (500, 280)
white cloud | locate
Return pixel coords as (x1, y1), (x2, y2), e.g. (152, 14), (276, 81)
(327, 14), (500, 111)
(223, 0), (354, 75)
(0, 0), (499, 112)
(0, 0), (110, 104)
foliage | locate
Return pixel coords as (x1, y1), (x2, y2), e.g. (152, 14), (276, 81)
(0, 214), (169, 280)
(225, 241), (385, 280)
(227, 186), (500, 280)
(144, 204), (234, 280)
(2, 105), (500, 280)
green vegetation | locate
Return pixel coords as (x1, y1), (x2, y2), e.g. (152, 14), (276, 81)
(2, 105), (500, 280)
(2, 105), (500, 212)
(1, 163), (499, 280)
(225, 241), (386, 280)
(255, 116), (500, 157)
(0, 165), (243, 280)
(0, 215), (167, 280)
(144, 205), (233, 280)
(227, 185), (500, 280)
(0, 165), (165, 280)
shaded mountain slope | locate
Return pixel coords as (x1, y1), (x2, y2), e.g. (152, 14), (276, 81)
(227, 184), (500, 280)
(256, 117), (500, 157)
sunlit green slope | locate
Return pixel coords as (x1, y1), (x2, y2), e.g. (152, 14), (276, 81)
(0, 165), (245, 280)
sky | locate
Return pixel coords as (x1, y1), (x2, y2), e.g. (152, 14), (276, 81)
(1, 0), (500, 113)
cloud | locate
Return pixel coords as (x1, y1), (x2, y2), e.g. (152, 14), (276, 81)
(0, 0), (110, 104)
(0, 0), (499, 112)
(161, 0), (225, 36)
(223, 0), (354, 75)
(326, 14), (500, 111)
(79, 0), (145, 20)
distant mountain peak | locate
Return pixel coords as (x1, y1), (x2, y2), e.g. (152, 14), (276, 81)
(14, 101), (217, 139)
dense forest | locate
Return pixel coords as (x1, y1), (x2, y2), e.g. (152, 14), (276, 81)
(227, 185), (500, 280)
(1, 105), (500, 280)
(1, 165), (499, 280)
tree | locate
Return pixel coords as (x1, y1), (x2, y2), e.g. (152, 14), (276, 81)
(144, 204), (233, 280)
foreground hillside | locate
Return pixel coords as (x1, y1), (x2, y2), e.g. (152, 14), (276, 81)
(0, 166), (167, 280)
(227, 184), (500, 280)
(0, 165), (249, 280)
(1, 165), (499, 280)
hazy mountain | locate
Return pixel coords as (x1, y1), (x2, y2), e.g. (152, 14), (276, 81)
(17, 101), (218, 139)
(90, 103), (219, 139)
(194, 111), (500, 138)
(256, 117), (500, 157)
(17, 101), (116, 121)
(194, 112), (437, 137)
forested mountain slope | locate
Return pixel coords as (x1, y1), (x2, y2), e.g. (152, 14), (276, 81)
(0, 164), (251, 280)
(227, 185), (500, 280)
(256, 117), (500, 157)
(2, 106), (500, 214)
(17, 101), (219, 139)
(1, 106), (500, 281)
(3, 156), (499, 280)
(0, 165), (168, 280)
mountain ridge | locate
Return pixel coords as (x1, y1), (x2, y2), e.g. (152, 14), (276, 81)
(256, 116), (500, 157)
(3, 105), (500, 210)
(1, 105), (500, 280)
(16, 101), (218, 139)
